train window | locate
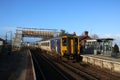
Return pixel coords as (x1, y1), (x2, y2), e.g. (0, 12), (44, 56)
(62, 38), (67, 46)
(45, 43), (47, 46)
(75, 38), (78, 45)
(48, 42), (50, 46)
(47, 42), (49, 46)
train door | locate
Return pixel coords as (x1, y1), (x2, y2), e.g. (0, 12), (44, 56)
(68, 37), (79, 55)
(74, 38), (79, 54)
(55, 39), (61, 54)
(67, 37), (74, 55)
(55, 40), (58, 53)
(61, 37), (67, 56)
(67, 37), (70, 55)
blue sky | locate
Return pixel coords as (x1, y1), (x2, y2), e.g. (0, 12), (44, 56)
(0, 0), (120, 44)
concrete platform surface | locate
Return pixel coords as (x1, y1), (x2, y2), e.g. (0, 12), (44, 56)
(81, 54), (120, 73)
(82, 54), (120, 62)
(0, 49), (36, 80)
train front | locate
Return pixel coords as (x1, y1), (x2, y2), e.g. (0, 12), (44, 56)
(61, 35), (80, 59)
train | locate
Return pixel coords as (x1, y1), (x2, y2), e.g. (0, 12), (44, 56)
(37, 35), (80, 59)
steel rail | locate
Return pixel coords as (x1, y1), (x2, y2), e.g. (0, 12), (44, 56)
(32, 53), (46, 80)
(38, 53), (71, 80)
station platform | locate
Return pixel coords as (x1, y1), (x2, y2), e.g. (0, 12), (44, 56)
(81, 54), (120, 73)
(0, 49), (36, 80)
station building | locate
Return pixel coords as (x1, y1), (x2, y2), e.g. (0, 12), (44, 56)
(79, 31), (114, 56)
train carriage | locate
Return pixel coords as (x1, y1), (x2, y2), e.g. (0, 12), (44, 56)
(38, 35), (80, 59)
(49, 35), (80, 58)
(38, 40), (51, 52)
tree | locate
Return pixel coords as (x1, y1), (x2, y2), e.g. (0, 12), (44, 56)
(59, 29), (69, 36)
(91, 34), (99, 39)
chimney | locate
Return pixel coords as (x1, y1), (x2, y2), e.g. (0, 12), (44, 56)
(84, 31), (88, 36)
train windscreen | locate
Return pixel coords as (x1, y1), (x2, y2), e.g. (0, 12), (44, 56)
(62, 38), (67, 46)
(75, 38), (78, 46)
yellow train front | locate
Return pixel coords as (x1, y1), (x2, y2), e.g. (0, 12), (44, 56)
(61, 35), (80, 59)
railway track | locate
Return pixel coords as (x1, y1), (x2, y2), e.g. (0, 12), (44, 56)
(61, 61), (98, 80)
(39, 50), (99, 80)
(31, 49), (75, 80)
(40, 49), (120, 80)
(61, 57), (120, 80)
(31, 48), (120, 80)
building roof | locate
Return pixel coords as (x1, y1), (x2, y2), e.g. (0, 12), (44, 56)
(97, 38), (114, 40)
(96, 38), (114, 42)
(78, 31), (92, 41)
(79, 35), (92, 41)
